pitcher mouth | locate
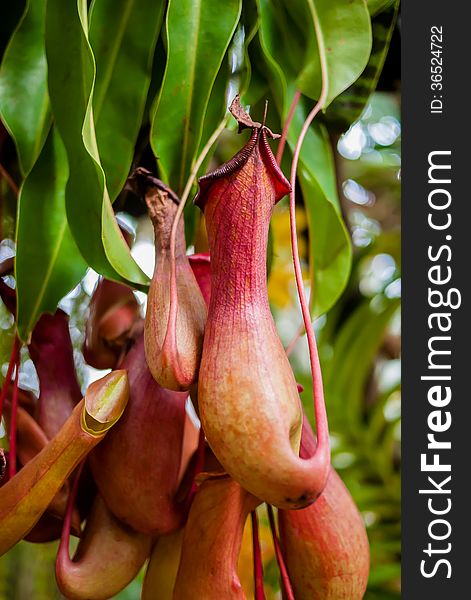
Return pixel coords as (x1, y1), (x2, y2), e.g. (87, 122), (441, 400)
(194, 96), (291, 211)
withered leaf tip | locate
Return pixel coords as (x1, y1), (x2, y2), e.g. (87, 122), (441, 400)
(229, 94), (280, 139)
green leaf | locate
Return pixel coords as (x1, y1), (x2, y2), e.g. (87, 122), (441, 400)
(297, 0), (373, 107)
(367, 0), (397, 17)
(15, 128), (87, 342)
(0, 0), (51, 175)
(151, 0), (242, 194)
(255, 0), (297, 111)
(255, 0), (372, 108)
(240, 2), (261, 86)
(89, 0), (165, 201)
(242, 56), (269, 110)
(326, 297), (399, 429)
(325, 1), (399, 131)
(0, 0), (87, 341)
(288, 100), (352, 316)
(198, 54), (231, 159)
(178, 56), (231, 244)
(198, 10), (259, 165)
(45, 0), (148, 286)
(142, 37), (167, 126)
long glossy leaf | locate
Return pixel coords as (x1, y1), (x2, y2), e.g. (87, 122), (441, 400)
(190, 18), (259, 245)
(0, 0), (87, 341)
(298, 184), (350, 317)
(198, 11), (259, 165)
(0, 0), (51, 175)
(296, 0), (372, 107)
(178, 60), (231, 245)
(142, 37), (167, 126)
(256, 0), (372, 108)
(15, 129), (87, 342)
(255, 0), (298, 110)
(45, 0), (148, 286)
(196, 54), (231, 174)
(151, 0), (242, 194)
(89, 0), (164, 201)
(325, 1), (399, 131)
(239, 1), (260, 95)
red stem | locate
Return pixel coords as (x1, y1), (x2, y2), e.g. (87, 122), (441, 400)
(7, 351), (20, 479)
(288, 92), (330, 458)
(279, 87), (330, 460)
(0, 336), (19, 421)
(251, 511), (266, 600)
(266, 505), (294, 600)
(58, 460), (85, 559)
(166, 117), (229, 383)
(276, 90), (301, 166)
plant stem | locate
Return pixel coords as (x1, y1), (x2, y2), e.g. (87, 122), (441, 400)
(288, 0), (330, 455)
(0, 336), (19, 421)
(58, 460), (85, 559)
(266, 504), (294, 600)
(251, 511), (265, 600)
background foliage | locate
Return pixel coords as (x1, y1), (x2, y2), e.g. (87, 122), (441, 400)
(0, 0), (400, 597)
